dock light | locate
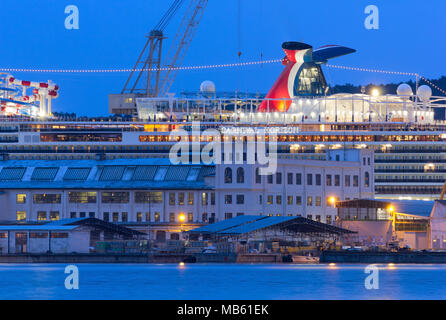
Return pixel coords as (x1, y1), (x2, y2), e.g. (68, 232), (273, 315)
(179, 214), (186, 222)
(371, 88), (380, 97)
(388, 205), (395, 213)
(329, 197), (336, 206)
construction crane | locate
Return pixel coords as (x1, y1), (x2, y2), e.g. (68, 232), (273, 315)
(122, 0), (208, 98)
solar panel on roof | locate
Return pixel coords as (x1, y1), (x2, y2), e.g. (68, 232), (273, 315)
(132, 166), (157, 181)
(99, 166), (125, 181)
(0, 167), (26, 181)
(164, 166), (190, 181)
(63, 168), (91, 181)
(31, 168), (59, 181)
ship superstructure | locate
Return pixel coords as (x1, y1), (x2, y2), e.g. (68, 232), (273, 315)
(0, 42), (445, 201)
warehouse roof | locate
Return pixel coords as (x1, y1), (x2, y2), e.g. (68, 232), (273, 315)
(0, 159), (215, 190)
(336, 199), (434, 217)
(189, 215), (354, 236)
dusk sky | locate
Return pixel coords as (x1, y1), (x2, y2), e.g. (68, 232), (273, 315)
(1, 0), (445, 116)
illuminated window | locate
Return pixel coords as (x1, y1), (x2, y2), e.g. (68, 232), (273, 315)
(69, 192), (97, 204)
(37, 211), (47, 221)
(102, 192), (129, 204)
(224, 168), (232, 184)
(178, 192), (185, 206)
(188, 213), (193, 223)
(135, 192), (162, 204)
(33, 194), (61, 204)
(16, 194), (26, 204)
(154, 212), (160, 222)
(16, 211), (26, 221)
(50, 211), (60, 221)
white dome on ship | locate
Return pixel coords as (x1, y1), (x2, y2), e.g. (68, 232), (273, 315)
(417, 85), (432, 101)
(397, 83), (413, 96)
(200, 80), (216, 94)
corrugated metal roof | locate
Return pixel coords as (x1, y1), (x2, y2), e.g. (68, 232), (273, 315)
(99, 166), (125, 181)
(190, 215), (262, 234)
(63, 168), (91, 181)
(31, 167), (59, 181)
(219, 216), (295, 235)
(377, 199), (434, 217)
(0, 167), (26, 181)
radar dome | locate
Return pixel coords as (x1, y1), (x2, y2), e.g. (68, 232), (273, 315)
(200, 81), (216, 94)
(397, 83), (413, 96)
(417, 85), (432, 101)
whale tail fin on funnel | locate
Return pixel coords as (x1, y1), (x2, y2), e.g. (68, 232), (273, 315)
(259, 42), (313, 113)
(258, 42), (356, 113)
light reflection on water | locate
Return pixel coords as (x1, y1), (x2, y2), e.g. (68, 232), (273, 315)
(0, 263), (445, 300)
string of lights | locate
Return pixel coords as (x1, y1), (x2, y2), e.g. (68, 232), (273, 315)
(1, 59), (445, 95)
(0, 59), (282, 74)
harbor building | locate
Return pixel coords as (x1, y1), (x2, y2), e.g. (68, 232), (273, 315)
(0, 149), (372, 241)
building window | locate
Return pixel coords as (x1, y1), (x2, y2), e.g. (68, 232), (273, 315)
(307, 215), (313, 220)
(287, 196), (293, 205)
(154, 212), (160, 222)
(267, 174), (273, 184)
(236, 194), (244, 205)
(122, 212), (128, 222)
(169, 213), (175, 222)
(296, 173), (302, 185)
(365, 172), (370, 187)
(296, 196), (302, 206)
(49, 211), (60, 221)
(137, 212), (143, 222)
(169, 193), (176, 206)
(225, 212), (233, 220)
(276, 195), (282, 205)
(315, 215), (321, 222)
(202, 213), (208, 223)
(316, 174), (321, 186)
(178, 192), (185, 206)
(16, 194), (26, 204)
(255, 168), (262, 184)
(113, 212), (119, 222)
(267, 195), (273, 205)
(135, 192), (163, 204)
(103, 212), (110, 222)
(188, 192), (194, 205)
(51, 233), (68, 239)
(276, 172), (282, 184)
(326, 175), (332, 186)
(211, 193), (216, 206)
(16, 211), (26, 221)
(237, 213), (244, 217)
(353, 175), (359, 187)
(188, 213), (194, 223)
(307, 196), (313, 206)
(345, 175), (351, 187)
(37, 211), (47, 221)
(259, 195), (263, 205)
(287, 173), (293, 185)
(307, 174), (313, 186)
(326, 215), (332, 224)
(335, 175), (340, 186)
(236, 167), (245, 183)
(225, 195), (233, 204)
(80, 212), (86, 218)
(68, 192), (97, 204)
(224, 167), (232, 183)
(145, 212), (151, 222)
(316, 196), (321, 207)
(33, 194), (61, 204)
(70, 212), (76, 218)
(201, 193), (208, 206)
(102, 192), (129, 204)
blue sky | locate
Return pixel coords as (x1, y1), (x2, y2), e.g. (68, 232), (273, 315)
(0, 0), (445, 116)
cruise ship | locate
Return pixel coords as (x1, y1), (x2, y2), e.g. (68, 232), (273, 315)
(0, 41), (445, 201)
